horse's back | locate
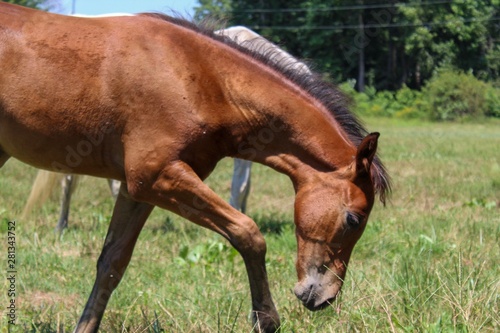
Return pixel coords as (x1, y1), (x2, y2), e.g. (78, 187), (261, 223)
(0, 6), (123, 173)
(0, 5), (281, 180)
(0, 5), (191, 176)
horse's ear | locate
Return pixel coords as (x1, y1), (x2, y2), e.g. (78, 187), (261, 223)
(355, 132), (379, 176)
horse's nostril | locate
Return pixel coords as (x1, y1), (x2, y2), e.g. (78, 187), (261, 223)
(317, 265), (327, 274)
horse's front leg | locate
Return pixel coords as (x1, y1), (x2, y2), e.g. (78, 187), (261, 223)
(130, 161), (280, 333)
(74, 183), (154, 333)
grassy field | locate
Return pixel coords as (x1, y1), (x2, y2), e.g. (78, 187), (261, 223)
(0, 118), (498, 332)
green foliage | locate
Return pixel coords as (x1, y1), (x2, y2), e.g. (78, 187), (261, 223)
(194, 0), (232, 22)
(342, 69), (500, 121)
(1, 0), (57, 10)
(463, 198), (497, 209)
(422, 69), (494, 121)
(344, 84), (426, 119)
(484, 84), (500, 118)
(176, 239), (239, 266)
(195, 0), (499, 90)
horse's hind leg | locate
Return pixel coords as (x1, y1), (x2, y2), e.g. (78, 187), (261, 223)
(74, 183), (153, 333)
(56, 174), (75, 232)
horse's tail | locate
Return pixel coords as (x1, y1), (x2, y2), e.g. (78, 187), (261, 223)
(21, 170), (66, 217)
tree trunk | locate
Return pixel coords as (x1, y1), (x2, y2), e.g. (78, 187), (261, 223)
(357, 9), (365, 92)
(415, 62), (421, 89)
(401, 51), (407, 87)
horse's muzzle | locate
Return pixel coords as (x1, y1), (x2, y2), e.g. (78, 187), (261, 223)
(293, 277), (340, 311)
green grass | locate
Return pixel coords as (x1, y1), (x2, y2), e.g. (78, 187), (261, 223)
(0, 119), (499, 332)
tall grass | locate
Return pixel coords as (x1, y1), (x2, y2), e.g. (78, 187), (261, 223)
(0, 119), (498, 332)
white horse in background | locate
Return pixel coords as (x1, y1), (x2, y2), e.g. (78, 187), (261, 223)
(22, 25), (311, 232)
(218, 27), (311, 212)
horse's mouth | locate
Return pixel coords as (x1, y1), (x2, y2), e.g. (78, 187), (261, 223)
(301, 296), (336, 311)
(294, 283), (337, 311)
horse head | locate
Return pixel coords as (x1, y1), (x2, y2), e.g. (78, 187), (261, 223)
(293, 133), (379, 310)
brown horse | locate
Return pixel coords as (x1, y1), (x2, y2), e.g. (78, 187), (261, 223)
(21, 26), (308, 232)
(0, 3), (390, 333)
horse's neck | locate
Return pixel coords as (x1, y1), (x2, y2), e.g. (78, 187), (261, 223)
(205, 47), (356, 185)
(140, 20), (357, 185)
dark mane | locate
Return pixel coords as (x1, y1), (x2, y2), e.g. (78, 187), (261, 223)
(140, 13), (391, 203)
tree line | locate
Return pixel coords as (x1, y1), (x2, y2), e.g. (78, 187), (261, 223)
(195, 0), (499, 92)
(5, 0), (498, 92)
(2, 0), (58, 11)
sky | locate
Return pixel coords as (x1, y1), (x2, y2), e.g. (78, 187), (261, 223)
(57, 0), (198, 16)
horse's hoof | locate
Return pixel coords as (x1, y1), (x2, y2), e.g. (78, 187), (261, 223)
(252, 311), (281, 333)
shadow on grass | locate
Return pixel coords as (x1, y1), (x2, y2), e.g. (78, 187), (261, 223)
(146, 213), (293, 237)
(251, 213), (292, 235)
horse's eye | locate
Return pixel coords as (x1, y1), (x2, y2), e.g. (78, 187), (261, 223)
(346, 212), (361, 229)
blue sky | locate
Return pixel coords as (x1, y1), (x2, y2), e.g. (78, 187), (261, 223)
(58, 0), (198, 16)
